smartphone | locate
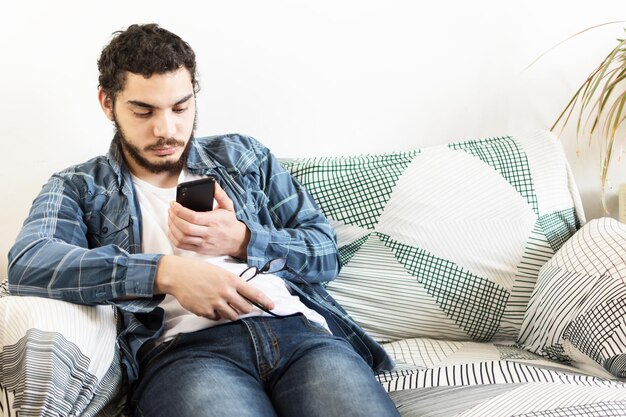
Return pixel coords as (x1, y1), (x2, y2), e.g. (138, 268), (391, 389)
(176, 177), (215, 212)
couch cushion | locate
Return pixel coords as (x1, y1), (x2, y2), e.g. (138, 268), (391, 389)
(282, 130), (584, 342)
(517, 217), (626, 378)
(0, 285), (124, 417)
(378, 337), (626, 416)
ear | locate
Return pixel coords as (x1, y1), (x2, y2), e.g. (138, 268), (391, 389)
(98, 88), (115, 121)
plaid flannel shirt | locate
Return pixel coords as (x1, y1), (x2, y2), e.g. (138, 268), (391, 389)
(8, 134), (351, 381)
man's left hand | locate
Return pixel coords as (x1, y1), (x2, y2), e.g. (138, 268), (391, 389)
(168, 182), (250, 259)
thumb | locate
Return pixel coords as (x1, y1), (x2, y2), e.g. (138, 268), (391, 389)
(214, 181), (235, 211)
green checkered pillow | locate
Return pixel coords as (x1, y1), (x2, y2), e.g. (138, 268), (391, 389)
(518, 217), (626, 378)
(282, 130), (583, 342)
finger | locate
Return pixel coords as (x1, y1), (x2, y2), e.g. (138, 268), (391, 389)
(213, 182), (234, 212)
(167, 215), (185, 244)
(214, 302), (243, 321)
(188, 301), (221, 320)
(238, 283), (275, 312)
(167, 230), (206, 250)
(167, 215), (200, 247)
(194, 296), (238, 321)
(204, 310), (221, 321)
(168, 207), (210, 238)
(225, 294), (255, 315)
(229, 299), (253, 315)
(170, 201), (210, 225)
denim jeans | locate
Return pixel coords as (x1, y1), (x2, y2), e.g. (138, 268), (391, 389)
(132, 315), (399, 417)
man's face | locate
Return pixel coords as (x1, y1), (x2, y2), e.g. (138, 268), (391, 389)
(105, 68), (197, 176)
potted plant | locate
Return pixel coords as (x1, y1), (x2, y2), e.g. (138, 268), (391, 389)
(550, 25), (626, 213)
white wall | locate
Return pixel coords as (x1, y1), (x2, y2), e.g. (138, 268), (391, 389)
(2, 0), (626, 278)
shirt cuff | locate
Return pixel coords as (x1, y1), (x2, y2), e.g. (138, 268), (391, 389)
(243, 221), (278, 267)
(124, 253), (162, 297)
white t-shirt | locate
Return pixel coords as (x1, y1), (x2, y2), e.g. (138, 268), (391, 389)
(131, 171), (329, 342)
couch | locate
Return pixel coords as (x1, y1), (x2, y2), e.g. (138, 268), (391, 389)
(2, 130), (626, 416)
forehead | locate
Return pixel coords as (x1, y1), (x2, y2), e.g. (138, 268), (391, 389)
(119, 68), (194, 105)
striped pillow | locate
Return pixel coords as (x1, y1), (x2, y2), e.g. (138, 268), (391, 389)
(517, 217), (626, 378)
(283, 130), (583, 342)
(0, 288), (123, 416)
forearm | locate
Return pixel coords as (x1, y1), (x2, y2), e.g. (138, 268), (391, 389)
(8, 173), (163, 311)
(244, 219), (340, 283)
(8, 237), (161, 306)
(241, 140), (341, 282)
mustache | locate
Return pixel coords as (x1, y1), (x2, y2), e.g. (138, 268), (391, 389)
(145, 138), (186, 151)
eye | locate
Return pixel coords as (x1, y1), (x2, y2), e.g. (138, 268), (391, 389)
(173, 107), (188, 114)
(134, 111), (152, 118)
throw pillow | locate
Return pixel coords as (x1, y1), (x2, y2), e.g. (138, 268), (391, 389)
(282, 130), (583, 342)
(517, 217), (626, 378)
(0, 289), (124, 416)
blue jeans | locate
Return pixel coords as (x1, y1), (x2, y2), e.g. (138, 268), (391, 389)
(132, 315), (399, 417)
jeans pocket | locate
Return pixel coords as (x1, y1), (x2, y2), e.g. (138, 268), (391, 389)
(299, 315), (332, 336)
(139, 334), (182, 368)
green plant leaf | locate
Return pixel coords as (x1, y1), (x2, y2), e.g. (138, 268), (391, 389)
(549, 26), (626, 213)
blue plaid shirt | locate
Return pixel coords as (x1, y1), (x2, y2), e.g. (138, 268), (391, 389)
(8, 134), (393, 383)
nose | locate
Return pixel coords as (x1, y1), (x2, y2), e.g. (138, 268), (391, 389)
(153, 111), (177, 139)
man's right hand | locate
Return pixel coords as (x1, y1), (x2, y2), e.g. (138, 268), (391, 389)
(153, 255), (275, 321)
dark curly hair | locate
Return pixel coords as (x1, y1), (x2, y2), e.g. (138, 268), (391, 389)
(97, 23), (199, 101)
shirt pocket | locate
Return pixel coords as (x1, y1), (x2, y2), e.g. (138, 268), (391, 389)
(86, 211), (132, 249)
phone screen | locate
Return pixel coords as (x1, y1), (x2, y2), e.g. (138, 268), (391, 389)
(176, 177), (215, 212)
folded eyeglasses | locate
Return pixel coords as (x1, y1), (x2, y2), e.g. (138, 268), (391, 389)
(239, 257), (288, 317)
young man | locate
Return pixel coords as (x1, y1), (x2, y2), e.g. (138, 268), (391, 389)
(8, 24), (399, 416)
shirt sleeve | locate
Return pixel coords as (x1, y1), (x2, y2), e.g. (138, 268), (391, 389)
(7, 172), (163, 312)
(240, 139), (341, 283)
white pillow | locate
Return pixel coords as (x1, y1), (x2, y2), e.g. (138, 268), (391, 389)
(0, 288), (124, 416)
(283, 130), (584, 342)
(518, 217), (626, 378)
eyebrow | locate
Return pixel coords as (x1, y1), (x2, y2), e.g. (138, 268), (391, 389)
(127, 93), (194, 109)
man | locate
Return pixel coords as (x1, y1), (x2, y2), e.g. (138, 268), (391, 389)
(8, 24), (399, 416)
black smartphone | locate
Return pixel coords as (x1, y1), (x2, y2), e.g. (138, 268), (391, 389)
(176, 177), (215, 212)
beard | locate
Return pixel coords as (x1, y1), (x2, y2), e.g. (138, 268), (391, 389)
(113, 114), (196, 175)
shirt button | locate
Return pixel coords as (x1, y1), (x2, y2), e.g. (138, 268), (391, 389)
(102, 227), (109, 234)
